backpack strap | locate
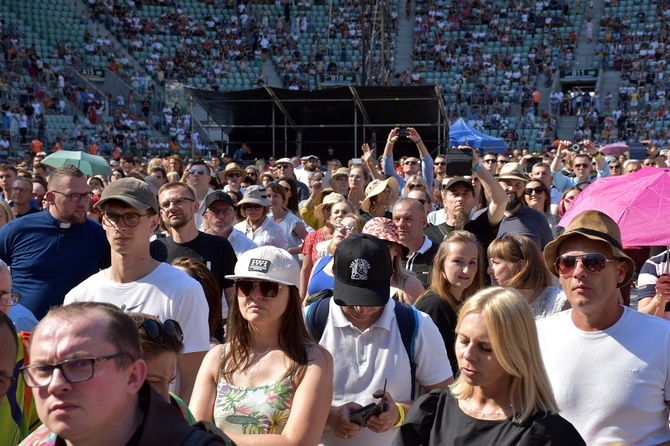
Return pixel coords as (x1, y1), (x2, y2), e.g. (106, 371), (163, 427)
(305, 295), (332, 342)
(393, 301), (419, 400)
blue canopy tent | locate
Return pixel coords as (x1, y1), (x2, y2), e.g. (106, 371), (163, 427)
(449, 118), (506, 154)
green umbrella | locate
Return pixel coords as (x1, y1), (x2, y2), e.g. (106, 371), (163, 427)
(41, 150), (112, 176)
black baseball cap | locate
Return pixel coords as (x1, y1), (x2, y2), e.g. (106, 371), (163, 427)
(333, 234), (392, 307)
(203, 190), (236, 215)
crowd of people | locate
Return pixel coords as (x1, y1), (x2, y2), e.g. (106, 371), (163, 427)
(0, 126), (668, 445)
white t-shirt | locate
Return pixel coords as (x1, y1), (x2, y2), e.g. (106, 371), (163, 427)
(537, 308), (670, 445)
(234, 216), (288, 249)
(315, 298), (452, 446)
(64, 262), (210, 354)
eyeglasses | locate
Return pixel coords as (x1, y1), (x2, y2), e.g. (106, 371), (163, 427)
(403, 160), (419, 166)
(207, 207), (235, 217)
(243, 204), (263, 211)
(226, 172), (242, 178)
(137, 318), (184, 343)
(554, 253), (618, 276)
(434, 162), (446, 166)
(644, 162), (656, 167)
(497, 160), (508, 164)
(276, 164), (292, 169)
(0, 291), (20, 306)
(573, 163), (590, 169)
(0, 372), (15, 397)
(334, 222), (357, 233)
(610, 164), (621, 169)
(407, 183), (424, 190)
(235, 280), (281, 298)
(10, 187), (31, 194)
(188, 168), (207, 175)
(20, 353), (130, 388)
(483, 158), (498, 164)
(102, 212), (151, 228)
(159, 197), (195, 210)
(52, 191), (94, 202)
(524, 186), (545, 195)
(247, 171), (257, 176)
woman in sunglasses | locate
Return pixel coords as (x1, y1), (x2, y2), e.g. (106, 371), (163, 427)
(394, 287), (585, 445)
(128, 313), (194, 421)
(306, 214), (365, 300)
(523, 179), (560, 238)
(190, 246), (333, 445)
(234, 185), (288, 249)
(487, 234), (568, 319)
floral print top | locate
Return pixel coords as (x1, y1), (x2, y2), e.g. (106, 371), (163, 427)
(214, 374), (296, 435)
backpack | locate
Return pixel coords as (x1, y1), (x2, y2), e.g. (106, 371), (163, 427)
(305, 296), (420, 400)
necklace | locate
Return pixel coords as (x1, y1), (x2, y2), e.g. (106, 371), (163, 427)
(464, 398), (512, 417)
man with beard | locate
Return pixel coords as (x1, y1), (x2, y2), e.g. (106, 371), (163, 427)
(150, 182), (236, 306)
(296, 154), (320, 184)
(424, 150), (507, 252)
(201, 190), (257, 256)
(0, 166), (110, 319)
(496, 163), (553, 250)
(550, 139), (609, 192)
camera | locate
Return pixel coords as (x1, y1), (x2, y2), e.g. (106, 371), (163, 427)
(570, 143), (582, 152)
(396, 128), (411, 138)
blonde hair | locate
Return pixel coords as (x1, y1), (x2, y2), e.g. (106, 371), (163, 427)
(416, 230), (483, 313)
(0, 201), (15, 224)
(487, 234), (552, 291)
(450, 287), (559, 423)
(327, 214), (366, 254)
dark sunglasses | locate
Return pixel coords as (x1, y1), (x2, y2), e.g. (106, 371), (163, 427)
(573, 163), (590, 169)
(407, 183), (425, 190)
(497, 160), (508, 164)
(138, 319), (184, 343)
(434, 161), (446, 166)
(610, 164), (621, 169)
(554, 253), (617, 276)
(243, 204), (263, 211)
(235, 280), (281, 298)
(403, 160), (419, 166)
(483, 158), (497, 164)
(227, 173), (242, 178)
(188, 169), (206, 175)
(524, 186), (545, 195)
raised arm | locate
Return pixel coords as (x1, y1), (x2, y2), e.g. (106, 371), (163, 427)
(582, 139), (608, 176)
(409, 128), (434, 189)
(471, 148), (507, 226)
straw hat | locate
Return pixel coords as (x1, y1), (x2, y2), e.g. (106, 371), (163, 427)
(218, 162), (246, 182)
(543, 210), (635, 287)
(314, 193), (346, 221)
(332, 167), (349, 179)
(360, 177), (399, 213)
(497, 162), (530, 182)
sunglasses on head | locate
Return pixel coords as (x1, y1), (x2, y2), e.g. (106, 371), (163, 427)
(236, 280), (281, 298)
(138, 319), (184, 343)
(524, 186), (544, 195)
(554, 253), (617, 276)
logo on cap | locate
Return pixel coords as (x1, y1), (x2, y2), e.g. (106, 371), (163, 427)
(249, 259), (271, 273)
(350, 259), (370, 281)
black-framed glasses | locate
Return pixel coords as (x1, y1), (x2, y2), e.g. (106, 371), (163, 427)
(0, 291), (20, 306)
(276, 164), (292, 169)
(207, 208), (235, 217)
(403, 160), (419, 166)
(236, 280), (281, 298)
(188, 168), (207, 175)
(159, 197), (195, 210)
(573, 163), (590, 169)
(0, 372), (15, 397)
(434, 162), (446, 166)
(102, 212), (151, 228)
(497, 159), (508, 164)
(407, 183), (425, 190)
(555, 253), (617, 276)
(483, 158), (498, 164)
(52, 191), (94, 203)
(243, 204), (263, 211)
(247, 171), (258, 177)
(10, 187), (31, 194)
(20, 353), (130, 388)
(334, 222), (357, 233)
(137, 318), (184, 343)
(610, 164), (621, 169)
(524, 186), (545, 195)
(226, 172), (242, 178)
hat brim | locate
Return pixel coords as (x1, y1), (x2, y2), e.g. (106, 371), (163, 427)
(238, 197), (271, 207)
(498, 174), (530, 182)
(219, 169), (246, 181)
(361, 177), (399, 213)
(95, 195), (156, 212)
(333, 277), (390, 307)
(225, 273), (296, 287)
(543, 230), (635, 287)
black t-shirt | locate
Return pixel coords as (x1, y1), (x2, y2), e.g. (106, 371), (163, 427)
(394, 390), (586, 446)
(414, 291), (459, 378)
(424, 210), (498, 250)
(150, 231), (237, 293)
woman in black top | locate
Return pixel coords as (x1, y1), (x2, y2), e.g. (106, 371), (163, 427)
(394, 287), (585, 446)
(414, 230), (484, 377)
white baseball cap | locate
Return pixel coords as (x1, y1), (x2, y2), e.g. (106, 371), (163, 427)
(226, 246), (300, 287)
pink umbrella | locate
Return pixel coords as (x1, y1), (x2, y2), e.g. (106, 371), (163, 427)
(559, 167), (670, 246)
(598, 143), (629, 156)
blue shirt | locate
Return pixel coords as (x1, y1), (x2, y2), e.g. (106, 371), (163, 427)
(0, 211), (110, 319)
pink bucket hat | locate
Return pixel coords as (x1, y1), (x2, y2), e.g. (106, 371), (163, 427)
(362, 217), (401, 245)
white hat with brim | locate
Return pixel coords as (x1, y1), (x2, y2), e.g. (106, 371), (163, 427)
(361, 177), (399, 214)
(238, 185), (271, 207)
(226, 246), (300, 286)
(315, 193), (346, 221)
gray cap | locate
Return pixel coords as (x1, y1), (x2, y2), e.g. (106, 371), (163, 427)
(95, 177), (159, 212)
